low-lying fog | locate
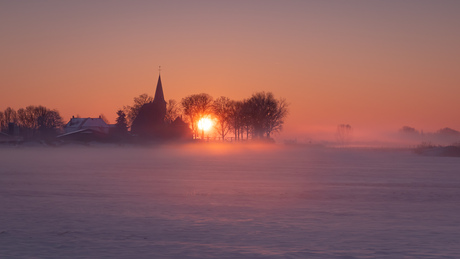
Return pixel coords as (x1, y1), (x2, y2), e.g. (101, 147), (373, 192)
(1, 144), (459, 258)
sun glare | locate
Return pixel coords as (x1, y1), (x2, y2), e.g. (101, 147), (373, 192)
(198, 117), (213, 131)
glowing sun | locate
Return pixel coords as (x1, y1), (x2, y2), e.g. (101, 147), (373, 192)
(198, 117), (212, 131)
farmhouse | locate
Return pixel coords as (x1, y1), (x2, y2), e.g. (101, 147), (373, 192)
(58, 116), (112, 142)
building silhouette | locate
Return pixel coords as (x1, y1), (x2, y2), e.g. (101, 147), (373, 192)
(131, 75), (192, 140)
(64, 116), (111, 134)
(58, 116), (112, 142)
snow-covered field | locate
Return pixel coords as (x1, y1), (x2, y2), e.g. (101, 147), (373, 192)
(1, 144), (459, 258)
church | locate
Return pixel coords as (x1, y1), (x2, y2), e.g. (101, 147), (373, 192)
(130, 75), (192, 140)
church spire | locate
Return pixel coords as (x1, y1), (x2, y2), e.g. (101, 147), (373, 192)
(153, 74), (166, 104)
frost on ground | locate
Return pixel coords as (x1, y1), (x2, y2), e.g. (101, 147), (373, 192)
(1, 144), (460, 258)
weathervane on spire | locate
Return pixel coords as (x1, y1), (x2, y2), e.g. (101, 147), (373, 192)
(158, 65), (162, 75)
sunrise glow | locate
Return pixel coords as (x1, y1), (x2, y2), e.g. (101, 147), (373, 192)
(197, 117), (213, 132)
(1, 2), (460, 258)
(1, 1), (460, 142)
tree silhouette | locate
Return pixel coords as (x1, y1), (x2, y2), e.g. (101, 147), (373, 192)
(228, 100), (253, 141)
(240, 100), (254, 140)
(336, 124), (353, 145)
(2, 107), (17, 129)
(38, 109), (63, 137)
(245, 92), (288, 139)
(112, 110), (129, 139)
(181, 93), (213, 139)
(16, 106), (63, 138)
(265, 98), (288, 138)
(0, 111), (3, 132)
(212, 96), (233, 141)
(436, 127), (460, 136)
(34, 106), (49, 130)
(400, 126), (419, 134)
(124, 93), (153, 127)
(165, 99), (181, 123)
(229, 100), (243, 141)
(17, 106), (37, 130)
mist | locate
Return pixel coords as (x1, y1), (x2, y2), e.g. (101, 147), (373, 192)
(281, 125), (460, 148)
(2, 144), (460, 258)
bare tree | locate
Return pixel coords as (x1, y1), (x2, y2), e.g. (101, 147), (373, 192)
(245, 92), (288, 139)
(0, 111), (4, 132)
(2, 107), (17, 126)
(165, 99), (181, 123)
(212, 96), (233, 141)
(240, 100), (254, 140)
(228, 100), (243, 141)
(181, 93), (213, 139)
(38, 109), (63, 136)
(17, 106), (37, 130)
(336, 124), (353, 145)
(399, 126), (419, 135)
(266, 98), (288, 138)
(124, 93), (153, 127)
(34, 106), (48, 129)
(16, 106), (63, 138)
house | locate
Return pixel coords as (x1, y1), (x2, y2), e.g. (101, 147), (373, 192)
(57, 116), (112, 142)
(64, 116), (111, 134)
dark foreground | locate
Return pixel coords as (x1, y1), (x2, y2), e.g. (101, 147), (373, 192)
(1, 144), (460, 258)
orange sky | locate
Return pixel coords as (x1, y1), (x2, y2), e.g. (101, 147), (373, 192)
(1, 1), (459, 140)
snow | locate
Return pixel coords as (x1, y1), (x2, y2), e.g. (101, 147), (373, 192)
(64, 118), (110, 134)
(1, 144), (460, 258)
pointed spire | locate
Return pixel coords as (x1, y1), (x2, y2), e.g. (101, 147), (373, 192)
(154, 74), (166, 104)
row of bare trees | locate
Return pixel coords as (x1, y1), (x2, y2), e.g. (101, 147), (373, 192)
(336, 124), (353, 145)
(0, 106), (64, 138)
(181, 92), (288, 140)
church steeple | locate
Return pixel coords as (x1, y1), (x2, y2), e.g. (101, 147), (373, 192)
(153, 75), (166, 104)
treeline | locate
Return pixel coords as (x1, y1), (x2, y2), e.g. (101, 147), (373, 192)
(1, 91), (288, 142)
(399, 126), (460, 145)
(120, 91), (288, 141)
(182, 92), (288, 140)
(0, 106), (63, 139)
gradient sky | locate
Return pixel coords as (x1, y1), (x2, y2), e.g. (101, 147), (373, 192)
(1, 1), (459, 140)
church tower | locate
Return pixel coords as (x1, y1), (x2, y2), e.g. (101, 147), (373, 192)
(130, 71), (192, 140)
(153, 75), (167, 119)
(130, 74), (167, 137)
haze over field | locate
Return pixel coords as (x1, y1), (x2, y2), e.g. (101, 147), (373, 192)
(1, 1), (460, 141)
(1, 144), (460, 258)
(2, 1), (460, 258)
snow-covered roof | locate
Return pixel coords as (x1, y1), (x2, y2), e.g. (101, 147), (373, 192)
(65, 117), (110, 133)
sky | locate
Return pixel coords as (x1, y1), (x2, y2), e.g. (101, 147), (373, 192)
(1, 1), (459, 141)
